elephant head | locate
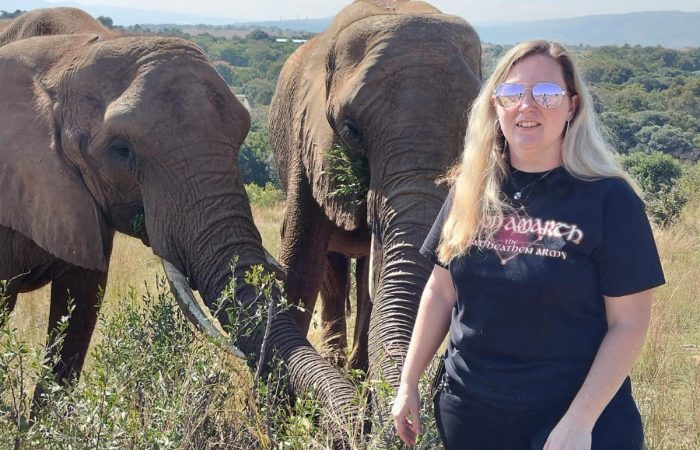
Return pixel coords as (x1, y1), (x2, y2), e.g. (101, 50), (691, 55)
(270, 0), (481, 392)
(0, 8), (361, 439)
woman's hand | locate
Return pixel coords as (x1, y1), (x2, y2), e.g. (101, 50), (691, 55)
(392, 382), (422, 446)
(543, 413), (593, 450)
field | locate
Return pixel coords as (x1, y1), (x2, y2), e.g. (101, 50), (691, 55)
(3, 197), (700, 448)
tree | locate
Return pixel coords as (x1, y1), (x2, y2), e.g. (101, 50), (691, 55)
(242, 78), (276, 106)
(581, 60), (633, 84)
(627, 75), (669, 92)
(96, 16), (113, 28)
(630, 110), (670, 128)
(619, 151), (687, 227)
(238, 123), (278, 187)
(599, 111), (637, 152)
(213, 61), (235, 85)
(248, 30), (272, 41)
(217, 45), (249, 67)
(635, 124), (695, 156)
(647, 125), (696, 156)
(610, 83), (651, 113)
(0, 9), (24, 19)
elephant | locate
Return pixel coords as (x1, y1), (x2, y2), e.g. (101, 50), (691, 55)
(0, 8), (361, 438)
(269, 0), (481, 393)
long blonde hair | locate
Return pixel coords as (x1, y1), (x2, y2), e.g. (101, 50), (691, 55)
(437, 40), (638, 264)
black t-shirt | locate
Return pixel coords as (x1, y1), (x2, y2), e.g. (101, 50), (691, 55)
(420, 166), (665, 412)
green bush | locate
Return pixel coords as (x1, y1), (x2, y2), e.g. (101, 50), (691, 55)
(245, 182), (284, 208)
(679, 162), (700, 205)
(619, 151), (688, 227)
(239, 122), (278, 187)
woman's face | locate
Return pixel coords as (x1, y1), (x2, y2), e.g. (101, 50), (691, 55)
(494, 54), (578, 170)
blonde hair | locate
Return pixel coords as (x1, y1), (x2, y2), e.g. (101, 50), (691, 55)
(437, 40), (638, 264)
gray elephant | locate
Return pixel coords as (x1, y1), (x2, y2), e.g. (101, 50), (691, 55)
(0, 8), (360, 436)
(270, 0), (481, 388)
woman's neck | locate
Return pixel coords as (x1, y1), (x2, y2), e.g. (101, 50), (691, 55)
(509, 149), (563, 173)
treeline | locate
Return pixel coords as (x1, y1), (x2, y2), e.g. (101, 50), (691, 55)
(0, 10), (24, 19)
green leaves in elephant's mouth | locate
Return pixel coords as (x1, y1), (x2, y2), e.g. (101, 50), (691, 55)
(323, 145), (369, 205)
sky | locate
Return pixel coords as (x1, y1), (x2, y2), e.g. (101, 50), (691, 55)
(45, 0), (700, 23)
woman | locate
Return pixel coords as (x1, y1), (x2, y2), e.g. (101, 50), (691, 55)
(392, 40), (664, 450)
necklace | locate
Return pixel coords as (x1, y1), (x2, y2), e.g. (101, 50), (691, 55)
(509, 168), (555, 200)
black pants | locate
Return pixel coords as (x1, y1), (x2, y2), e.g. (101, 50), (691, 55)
(433, 378), (643, 450)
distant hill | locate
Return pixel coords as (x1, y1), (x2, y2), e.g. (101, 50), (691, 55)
(240, 11), (699, 48)
(474, 11), (700, 48)
(1, 2), (698, 48)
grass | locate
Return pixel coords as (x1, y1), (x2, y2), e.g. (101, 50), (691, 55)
(3, 192), (699, 448)
(632, 193), (700, 449)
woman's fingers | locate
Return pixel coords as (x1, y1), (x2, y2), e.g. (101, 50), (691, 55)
(392, 390), (422, 445)
(396, 417), (417, 445)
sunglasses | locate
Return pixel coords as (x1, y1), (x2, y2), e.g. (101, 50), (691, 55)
(494, 82), (568, 109)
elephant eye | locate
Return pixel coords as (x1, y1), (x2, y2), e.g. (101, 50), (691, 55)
(109, 139), (132, 160)
(341, 118), (364, 147)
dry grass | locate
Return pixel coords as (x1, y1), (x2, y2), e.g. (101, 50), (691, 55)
(251, 203), (284, 258)
(632, 196), (700, 449)
(9, 234), (163, 369)
(6, 197), (700, 447)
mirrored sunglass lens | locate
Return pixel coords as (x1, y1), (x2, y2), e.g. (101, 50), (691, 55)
(532, 83), (564, 109)
(495, 83), (524, 107)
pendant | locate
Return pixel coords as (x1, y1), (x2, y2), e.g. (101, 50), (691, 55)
(513, 191), (522, 200)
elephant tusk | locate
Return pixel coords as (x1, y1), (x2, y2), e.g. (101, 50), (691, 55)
(263, 248), (286, 281)
(161, 258), (246, 359)
(368, 228), (383, 301)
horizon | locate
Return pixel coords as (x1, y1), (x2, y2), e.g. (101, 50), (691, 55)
(10, 0), (699, 24)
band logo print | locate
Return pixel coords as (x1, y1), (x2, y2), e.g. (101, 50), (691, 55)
(476, 210), (584, 265)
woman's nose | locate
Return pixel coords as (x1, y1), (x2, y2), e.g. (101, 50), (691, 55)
(519, 89), (538, 110)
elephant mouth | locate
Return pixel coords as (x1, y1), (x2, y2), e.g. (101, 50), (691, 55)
(161, 258), (245, 359)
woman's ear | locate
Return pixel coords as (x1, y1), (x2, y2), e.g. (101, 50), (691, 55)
(568, 94), (580, 120)
(0, 58), (110, 271)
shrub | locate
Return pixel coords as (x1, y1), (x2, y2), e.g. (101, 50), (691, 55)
(239, 122), (278, 187)
(619, 151), (688, 227)
(245, 182), (284, 208)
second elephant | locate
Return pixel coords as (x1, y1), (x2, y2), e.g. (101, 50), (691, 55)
(270, 0), (481, 389)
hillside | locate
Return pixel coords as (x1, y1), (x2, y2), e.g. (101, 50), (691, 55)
(2, 2), (699, 47)
(476, 11), (700, 48)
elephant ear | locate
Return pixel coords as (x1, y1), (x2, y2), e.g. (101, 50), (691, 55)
(0, 57), (109, 271)
(295, 43), (366, 231)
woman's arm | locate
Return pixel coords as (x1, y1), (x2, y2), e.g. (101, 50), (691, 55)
(544, 289), (653, 450)
(392, 264), (457, 446)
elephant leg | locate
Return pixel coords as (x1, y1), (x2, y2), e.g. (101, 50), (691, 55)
(279, 174), (331, 335)
(319, 251), (350, 367)
(34, 266), (107, 404)
(348, 256), (370, 373)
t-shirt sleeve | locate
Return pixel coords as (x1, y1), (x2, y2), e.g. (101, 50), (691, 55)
(594, 180), (665, 297)
(419, 188), (454, 269)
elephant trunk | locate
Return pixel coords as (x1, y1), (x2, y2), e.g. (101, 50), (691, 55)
(149, 171), (362, 441)
(200, 252), (364, 439)
(367, 184), (447, 391)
